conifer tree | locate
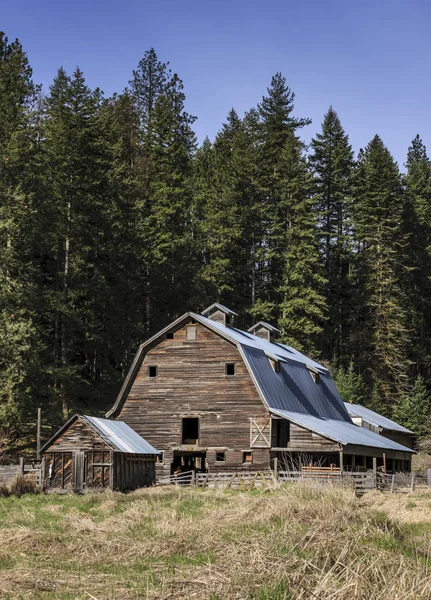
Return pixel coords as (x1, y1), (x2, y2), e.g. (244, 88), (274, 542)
(252, 74), (311, 318)
(277, 136), (327, 354)
(404, 136), (431, 379)
(333, 360), (367, 404)
(351, 136), (409, 409)
(0, 33), (44, 441)
(394, 375), (430, 438)
(129, 50), (197, 332)
(42, 67), (113, 416)
(310, 107), (354, 362)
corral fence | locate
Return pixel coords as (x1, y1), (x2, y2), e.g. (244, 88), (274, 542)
(0, 458), (43, 488)
(157, 468), (431, 496)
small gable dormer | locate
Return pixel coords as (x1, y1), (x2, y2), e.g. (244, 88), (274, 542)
(248, 321), (281, 343)
(201, 303), (238, 327)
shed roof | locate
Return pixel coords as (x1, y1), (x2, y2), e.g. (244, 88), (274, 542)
(42, 415), (159, 455)
(344, 403), (414, 434)
(85, 417), (159, 454)
(270, 409), (415, 453)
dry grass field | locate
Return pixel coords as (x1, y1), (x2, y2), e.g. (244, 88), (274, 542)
(0, 484), (431, 600)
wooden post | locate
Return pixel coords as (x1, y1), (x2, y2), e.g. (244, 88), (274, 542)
(410, 473), (415, 493)
(372, 457), (377, 475)
(273, 457), (279, 481)
(191, 469), (196, 486)
(36, 407), (42, 460)
(19, 457), (24, 475)
(383, 453), (386, 474)
(339, 450), (344, 473)
(427, 468), (431, 488)
(390, 473), (395, 494)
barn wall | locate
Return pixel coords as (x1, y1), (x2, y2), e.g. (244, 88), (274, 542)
(288, 423), (339, 452)
(113, 454), (156, 491)
(117, 321), (269, 472)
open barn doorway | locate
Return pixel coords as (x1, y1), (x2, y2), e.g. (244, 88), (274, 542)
(171, 451), (207, 478)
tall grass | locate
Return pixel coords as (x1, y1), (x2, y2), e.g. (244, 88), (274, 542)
(0, 484), (430, 599)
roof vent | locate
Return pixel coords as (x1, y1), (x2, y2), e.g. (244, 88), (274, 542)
(201, 303), (238, 327)
(248, 321), (280, 343)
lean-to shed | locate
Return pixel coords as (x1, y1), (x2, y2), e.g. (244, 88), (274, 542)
(41, 415), (159, 492)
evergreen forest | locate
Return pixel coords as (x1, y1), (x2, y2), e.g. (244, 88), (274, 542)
(1, 32), (430, 449)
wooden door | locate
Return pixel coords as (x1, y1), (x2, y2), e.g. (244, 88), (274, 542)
(72, 451), (85, 492)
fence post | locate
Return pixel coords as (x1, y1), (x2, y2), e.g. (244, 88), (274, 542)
(410, 473), (415, 493)
(427, 468), (431, 488)
(191, 470), (196, 486)
(273, 457), (279, 482)
(19, 457), (24, 475)
(390, 473), (395, 494)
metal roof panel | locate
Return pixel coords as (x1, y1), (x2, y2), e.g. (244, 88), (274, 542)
(85, 417), (159, 454)
(345, 403), (414, 434)
(270, 409), (415, 453)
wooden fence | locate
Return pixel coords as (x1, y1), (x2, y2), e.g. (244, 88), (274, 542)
(156, 468), (431, 495)
(0, 458), (43, 487)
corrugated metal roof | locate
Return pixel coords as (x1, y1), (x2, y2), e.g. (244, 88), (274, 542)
(270, 409), (415, 453)
(242, 345), (351, 421)
(193, 313), (327, 372)
(85, 417), (159, 454)
(345, 403), (414, 434)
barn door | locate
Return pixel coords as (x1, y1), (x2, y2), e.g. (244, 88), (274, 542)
(72, 451), (85, 492)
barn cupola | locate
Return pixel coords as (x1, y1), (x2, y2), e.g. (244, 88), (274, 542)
(248, 321), (281, 343)
(201, 303), (238, 327)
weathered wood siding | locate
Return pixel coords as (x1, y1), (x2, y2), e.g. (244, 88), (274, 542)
(288, 423), (339, 452)
(117, 321), (270, 471)
(47, 419), (110, 452)
(113, 454), (156, 491)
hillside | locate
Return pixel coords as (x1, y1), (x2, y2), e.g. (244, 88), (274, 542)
(0, 485), (431, 599)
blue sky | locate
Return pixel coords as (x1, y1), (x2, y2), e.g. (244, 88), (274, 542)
(2, 0), (430, 167)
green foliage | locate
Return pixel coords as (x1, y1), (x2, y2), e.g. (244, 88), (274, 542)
(334, 360), (367, 405)
(394, 375), (431, 437)
(351, 136), (409, 410)
(1, 31), (431, 445)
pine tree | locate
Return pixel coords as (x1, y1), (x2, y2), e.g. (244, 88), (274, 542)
(394, 375), (430, 438)
(333, 360), (367, 404)
(351, 136), (409, 409)
(277, 136), (327, 354)
(252, 74), (311, 319)
(403, 136), (431, 379)
(0, 33), (44, 442)
(42, 67), (113, 417)
(129, 50), (197, 332)
(310, 107), (355, 362)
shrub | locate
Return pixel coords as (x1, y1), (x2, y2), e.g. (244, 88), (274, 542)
(0, 481), (10, 497)
(9, 473), (39, 496)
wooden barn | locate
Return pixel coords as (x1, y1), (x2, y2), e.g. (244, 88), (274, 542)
(106, 303), (415, 476)
(42, 415), (159, 492)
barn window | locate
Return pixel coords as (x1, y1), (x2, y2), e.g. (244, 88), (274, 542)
(269, 358), (280, 372)
(148, 365), (158, 378)
(166, 332), (174, 339)
(186, 325), (197, 341)
(182, 417), (199, 444)
(242, 451), (253, 464)
(225, 362), (235, 376)
(215, 452), (226, 462)
(275, 419), (290, 447)
(157, 452), (164, 464)
(309, 369), (320, 384)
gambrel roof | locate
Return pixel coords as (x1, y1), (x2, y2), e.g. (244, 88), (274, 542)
(107, 311), (414, 454)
